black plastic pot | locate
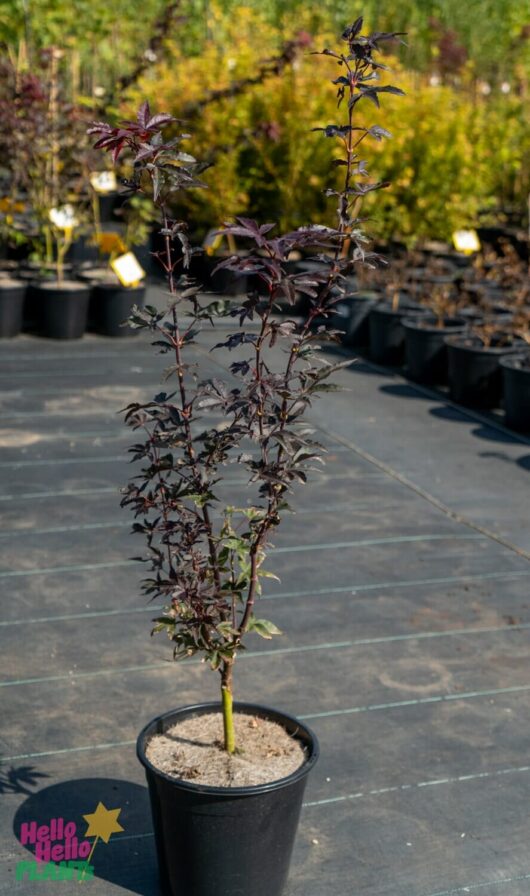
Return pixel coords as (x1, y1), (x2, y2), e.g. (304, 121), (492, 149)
(331, 292), (382, 347)
(403, 315), (468, 385)
(90, 282), (146, 336)
(33, 281), (90, 339)
(137, 702), (319, 896)
(191, 254), (248, 296)
(445, 334), (523, 408)
(369, 301), (426, 366)
(500, 353), (530, 432)
(98, 191), (120, 223)
(67, 235), (100, 265)
(0, 279), (26, 337)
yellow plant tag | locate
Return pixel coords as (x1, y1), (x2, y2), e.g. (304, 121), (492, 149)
(90, 171), (118, 194)
(111, 252), (146, 287)
(203, 228), (224, 256)
(96, 231), (127, 256)
(452, 229), (481, 254)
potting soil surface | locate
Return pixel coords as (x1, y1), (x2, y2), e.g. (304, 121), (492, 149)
(1, 283), (530, 896)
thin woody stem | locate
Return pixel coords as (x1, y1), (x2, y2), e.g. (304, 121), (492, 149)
(161, 211), (223, 601)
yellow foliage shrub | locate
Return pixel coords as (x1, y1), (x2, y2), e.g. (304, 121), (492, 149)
(125, 6), (530, 243)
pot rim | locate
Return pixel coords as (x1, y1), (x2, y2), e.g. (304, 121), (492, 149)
(0, 278), (26, 291)
(31, 280), (90, 293)
(444, 334), (523, 354)
(137, 701), (320, 796)
(499, 351), (530, 371)
(91, 281), (146, 292)
(370, 301), (425, 317)
(402, 315), (468, 333)
(338, 291), (381, 304)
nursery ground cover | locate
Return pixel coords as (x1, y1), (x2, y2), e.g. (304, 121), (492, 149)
(1, 295), (530, 895)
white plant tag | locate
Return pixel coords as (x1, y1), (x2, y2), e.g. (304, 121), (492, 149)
(49, 204), (79, 230)
(203, 228), (224, 255)
(452, 229), (481, 254)
(90, 171), (118, 193)
(111, 252), (146, 287)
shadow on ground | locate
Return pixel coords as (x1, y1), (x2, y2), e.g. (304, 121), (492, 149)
(379, 382), (432, 401)
(378, 384), (530, 450)
(0, 764), (50, 795)
(12, 776), (157, 895)
(517, 454), (530, 472)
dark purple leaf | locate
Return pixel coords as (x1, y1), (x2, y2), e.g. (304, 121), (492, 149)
(137, 101), (151, 128)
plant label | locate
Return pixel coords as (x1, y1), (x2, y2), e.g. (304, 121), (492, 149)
(111, 252), (146, 286)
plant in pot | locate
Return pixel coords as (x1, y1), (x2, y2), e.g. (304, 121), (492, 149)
(0, 61), (51, 335)
(86, 196), (155, 336)
(0, 198), (29, 337)
(33, 202), (92, 339)
(445, 318), (524, 409)
(90, 18), (403, 896)
(368, 252), (425, 366)
(11, 48), (92, 337)
(500, 306), (530, 431)
(313, 244), (389, 348)
(403, 281), (469, 385)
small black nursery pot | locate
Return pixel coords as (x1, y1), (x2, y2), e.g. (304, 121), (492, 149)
(369, 300), (426, 366)
(332, 291), (382, 347)
(33, 280), (90, 339)
(445, 333), (523, 409)
(90, 282), (146, 336)
(500, 352), (530, 432)
(137, 702), (319, 896)
(0, 279), (26, 337)
(403, 315), (468, 385)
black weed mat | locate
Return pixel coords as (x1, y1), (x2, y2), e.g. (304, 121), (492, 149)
(1, 295), (530, 896)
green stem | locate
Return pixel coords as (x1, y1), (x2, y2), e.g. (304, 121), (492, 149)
(45, 226), (53, 266)
(221, 661), (235, 754)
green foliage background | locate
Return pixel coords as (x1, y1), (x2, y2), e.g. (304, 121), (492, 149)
(0, 0), (529, 241)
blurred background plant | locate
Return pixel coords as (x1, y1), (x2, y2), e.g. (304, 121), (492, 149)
(0, 47), (90, 267)
(0, 0), (529, 246)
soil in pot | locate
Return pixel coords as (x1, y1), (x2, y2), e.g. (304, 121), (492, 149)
(403, 315), (468, 385)
(369, 300), (426, 366)
(446, 333), (523, 408)
(0, 279), (26, 338)
(33, 280), (90, 339)
(500, 352), (530, 432)
(146, 710), (306, 787)
(0, 260), (21, 276)
(75, 264), (112, 283)
(90, 281), (146, 336)
(138, 702), (319, 896)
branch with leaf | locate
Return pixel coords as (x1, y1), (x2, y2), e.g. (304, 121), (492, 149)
(89, 17), (404, 754)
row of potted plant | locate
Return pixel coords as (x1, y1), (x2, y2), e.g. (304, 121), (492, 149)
(319, 241), (530, 431)
(0, 261), (146, 339)
(0, 48), (159, 341)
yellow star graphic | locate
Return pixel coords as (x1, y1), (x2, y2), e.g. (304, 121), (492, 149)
(82, 802), (124, 844)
